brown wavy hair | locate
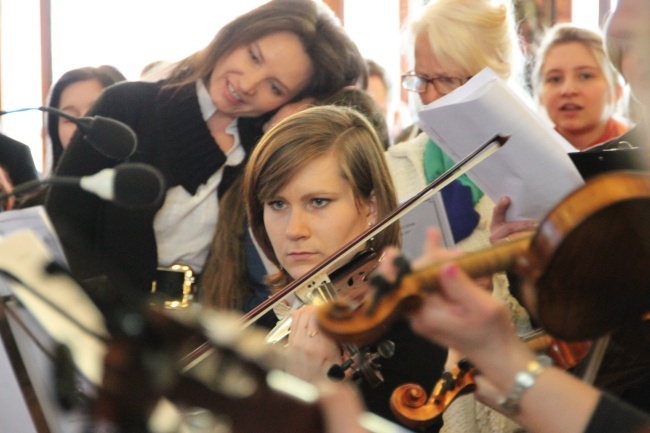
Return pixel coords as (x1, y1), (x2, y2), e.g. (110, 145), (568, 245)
(165, 0), (367, 99)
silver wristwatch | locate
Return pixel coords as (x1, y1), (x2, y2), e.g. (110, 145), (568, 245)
(498, 355), (552, 415)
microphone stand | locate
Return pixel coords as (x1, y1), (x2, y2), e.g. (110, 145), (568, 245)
(0, 177), (79, 202)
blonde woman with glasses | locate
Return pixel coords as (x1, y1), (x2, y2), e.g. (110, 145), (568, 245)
(385, 0), (534, 432)
(388, 0), (528, 248)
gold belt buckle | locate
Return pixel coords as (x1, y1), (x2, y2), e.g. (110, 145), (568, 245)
(151, 264), (196, 308)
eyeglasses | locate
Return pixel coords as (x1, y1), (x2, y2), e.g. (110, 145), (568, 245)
(401, 72), (471, 95)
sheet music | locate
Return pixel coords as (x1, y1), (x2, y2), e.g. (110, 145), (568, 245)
(399, 194), (454, 260)
(418, 67), (584, 221)
(0, 206), (68, 267)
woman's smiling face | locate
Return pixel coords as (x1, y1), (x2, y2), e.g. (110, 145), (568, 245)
(208, 31), (314, 118)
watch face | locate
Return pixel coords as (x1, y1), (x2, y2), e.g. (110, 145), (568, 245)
(516, 371), (535, 387)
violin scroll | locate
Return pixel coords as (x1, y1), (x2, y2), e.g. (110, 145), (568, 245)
(390, 360), (476, 428)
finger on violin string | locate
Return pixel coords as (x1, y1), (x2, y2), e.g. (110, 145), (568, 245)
(367, 273), (398, 316)
(437, 262), (486, 302)
(309, 330), (319, 338)
(414, 228), (462, 268)
(375, 246), (400, 281)
(393, 254), (412, 285)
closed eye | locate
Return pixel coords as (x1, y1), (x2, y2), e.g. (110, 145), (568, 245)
(269, 81), (284, 96)
(248, 46), (261, 64)
(436, 76), (457, 85)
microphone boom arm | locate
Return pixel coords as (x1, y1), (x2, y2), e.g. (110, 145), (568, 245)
(0, 177), (79, 201)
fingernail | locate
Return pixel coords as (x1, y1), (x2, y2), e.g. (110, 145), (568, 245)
(442, 263), (458, 278)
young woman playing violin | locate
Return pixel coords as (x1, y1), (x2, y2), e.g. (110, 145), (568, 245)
(243, 105), (448, 431)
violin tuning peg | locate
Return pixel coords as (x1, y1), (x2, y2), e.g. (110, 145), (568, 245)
(366, 274), (397, 316)
(392, 255), (412, 284)
(327, 358), (354, 381)
(377, 340), (396, 359)
(458, 358), (473, 372)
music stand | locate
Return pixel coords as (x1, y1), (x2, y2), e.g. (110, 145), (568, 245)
(569, 146), (650, 180)
(0, 227), (107, 433)
(0, 296), (44, 433)
(399, 193), (455, 260)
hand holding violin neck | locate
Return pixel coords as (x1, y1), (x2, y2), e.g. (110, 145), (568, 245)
(317, 236), (531, 346)
(406, 235), (531, 294)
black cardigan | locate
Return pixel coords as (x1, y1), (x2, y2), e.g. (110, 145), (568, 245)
(0, 133), (39, 185)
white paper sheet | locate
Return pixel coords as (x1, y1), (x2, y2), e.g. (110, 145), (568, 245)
(418, 67), (584, 221)
(0, 206), (68, 267)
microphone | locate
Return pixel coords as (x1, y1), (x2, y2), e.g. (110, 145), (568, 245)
(0, 162), (166, 209)
(0, 106), (137, 160)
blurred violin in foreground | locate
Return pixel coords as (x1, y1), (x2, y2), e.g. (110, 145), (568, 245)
(317, 171), (650, 345)
(95, 306), (326, 433)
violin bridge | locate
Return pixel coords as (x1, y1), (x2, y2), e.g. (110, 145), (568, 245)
(295, 272), (335, 305)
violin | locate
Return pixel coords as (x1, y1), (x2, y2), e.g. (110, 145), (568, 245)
(316, 171), (650, 345)
(389, 330), (590, 428)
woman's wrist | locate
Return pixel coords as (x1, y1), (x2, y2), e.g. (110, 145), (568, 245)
(468, 336), (538, 395)
(496, 355), (552, 415)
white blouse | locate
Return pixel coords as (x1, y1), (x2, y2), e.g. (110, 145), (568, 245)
(153, 80), (244, 272)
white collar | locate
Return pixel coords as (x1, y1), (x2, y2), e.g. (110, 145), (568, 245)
(196, 79), (217, 121)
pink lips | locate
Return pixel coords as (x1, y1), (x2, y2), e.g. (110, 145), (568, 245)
(287, 252), (316, 261)
(560, 103), (582, 111)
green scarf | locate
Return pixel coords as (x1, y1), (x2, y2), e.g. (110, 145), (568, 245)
(423, 138), (484, 205)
